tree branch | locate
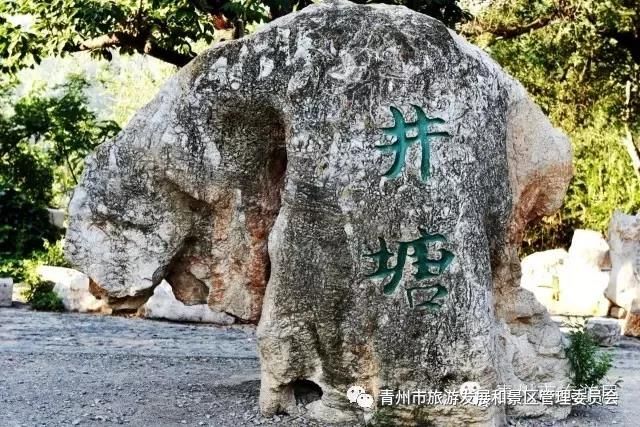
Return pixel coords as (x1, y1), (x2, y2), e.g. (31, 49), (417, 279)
(72, 32), (195, 67)
(140, 40), (195, 67)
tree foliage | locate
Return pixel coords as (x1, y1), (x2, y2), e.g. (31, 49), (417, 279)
(0, 75), (119, 263)
(1, 75), (120, 200)
(465, 0), (639, 129)
(0, 188), (59, 259)
(461, 0), (640, 251)
(2, 0), (638, 255)
(1, 0), (468, 73)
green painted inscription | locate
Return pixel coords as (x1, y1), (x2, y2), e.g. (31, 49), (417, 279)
(365, 229), (454, 310)
(376, 105), (450, 181)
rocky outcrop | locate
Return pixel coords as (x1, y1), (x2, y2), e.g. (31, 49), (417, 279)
(520, 231), (611, 317)
(66, 1), (572, 424)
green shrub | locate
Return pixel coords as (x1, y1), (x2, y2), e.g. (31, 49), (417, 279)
(0, 256), (27, 282)
(476, 1), (640, 254)
(1, 74), (118, 273)
(16, 255), (65, 311)
(24, 279), (65, 312)
(0, 238), (70, 282)
(36, 239), (71, 268)
(565, 324), (613, 388)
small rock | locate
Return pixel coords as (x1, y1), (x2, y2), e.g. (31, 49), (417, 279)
(609, 306), (627, 319)
(585, 318), (621, 346)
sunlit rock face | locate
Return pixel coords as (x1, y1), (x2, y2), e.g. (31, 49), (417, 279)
(66, 0), (572, 424)
(606, 211), (640, 337)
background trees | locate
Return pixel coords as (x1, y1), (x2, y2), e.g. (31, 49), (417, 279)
(0, 0), (638, 269)
(1, 0), (468, 74)
(459, 0), (640, 251)
(0, 75), (119, 276)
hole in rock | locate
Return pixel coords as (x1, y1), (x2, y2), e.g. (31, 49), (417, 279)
(291, 379), (323, 406)
(164, 236), (210, 305)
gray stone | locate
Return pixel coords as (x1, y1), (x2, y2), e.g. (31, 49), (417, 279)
(585, 318), (621, 347)
(0, 278), (13, 307)
(65, 1), (572, 425)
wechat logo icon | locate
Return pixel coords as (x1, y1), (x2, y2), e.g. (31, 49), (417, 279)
(347, 385), (374, 409)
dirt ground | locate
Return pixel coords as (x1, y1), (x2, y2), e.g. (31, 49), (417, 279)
(1, 305), (639, 427)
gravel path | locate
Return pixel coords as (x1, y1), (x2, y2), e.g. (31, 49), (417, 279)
(1, 305), (639, 426)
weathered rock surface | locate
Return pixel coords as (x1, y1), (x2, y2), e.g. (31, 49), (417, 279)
(610, 305), (628, 319)
(568, 229), (610, 270)
(66, 1), (572, 425)
(520, 231), (610, 317)
(585, 318), (621, 347)
(623, 297), (640, 337)
(606, 211), (640, 313)
(37, 266), (106, 313)
(139, 281), (235, 324)
(0, 278), (13, 307)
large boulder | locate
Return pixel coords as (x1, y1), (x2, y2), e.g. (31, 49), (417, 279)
(520, 249), (567, 312)
(65, 1), (572, 424)
(606, 211), (640, 337)
(568, 229), (610, 270)
(520, 231), (611, 317)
